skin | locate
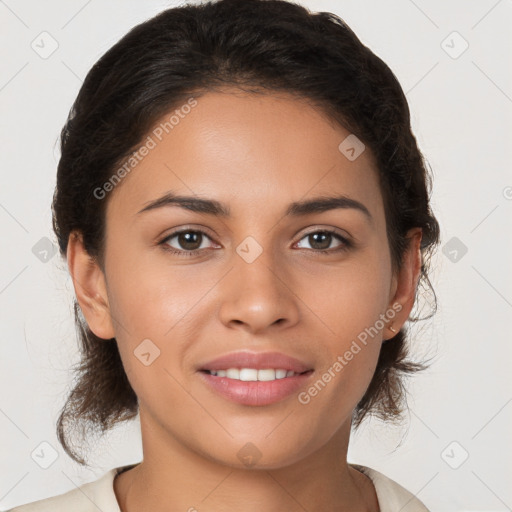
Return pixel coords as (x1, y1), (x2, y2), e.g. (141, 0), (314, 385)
(67, 88), (422, 512)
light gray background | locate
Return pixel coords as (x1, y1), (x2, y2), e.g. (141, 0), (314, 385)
(1, 0), (511, 510)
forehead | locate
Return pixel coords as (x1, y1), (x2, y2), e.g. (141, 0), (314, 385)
(106, 89), (384, 223)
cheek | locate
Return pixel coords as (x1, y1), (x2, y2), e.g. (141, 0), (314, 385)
(105, 244), (207, 338)
(294, 247), (391, 400)
(105, 270), (195, 411)
(103, 248), (218, 394)
(295, 268), (389, 435)
(298, 249), (392, 342)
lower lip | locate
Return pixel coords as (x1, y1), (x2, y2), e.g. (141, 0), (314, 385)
(198, 371), (314, 406)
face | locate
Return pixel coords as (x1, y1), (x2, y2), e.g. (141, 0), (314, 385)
(71, 88), (420, 470)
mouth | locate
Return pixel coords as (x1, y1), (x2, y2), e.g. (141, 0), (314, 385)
(197, 351), (314, 406)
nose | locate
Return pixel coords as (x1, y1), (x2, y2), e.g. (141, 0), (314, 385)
(218, 248), (300, 334)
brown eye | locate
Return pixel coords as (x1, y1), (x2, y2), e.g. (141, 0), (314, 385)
(161, 229), (215, 254)
(295, 230), (351, 254)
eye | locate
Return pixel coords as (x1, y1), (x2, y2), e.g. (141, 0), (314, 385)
(160, 229), (217, 256)
(295, 230), (352, 254)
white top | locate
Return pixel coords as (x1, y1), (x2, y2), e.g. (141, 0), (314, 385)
(8, 463), (430, 511)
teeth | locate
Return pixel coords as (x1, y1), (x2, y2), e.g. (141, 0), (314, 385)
(226, 368), (240, 379)
(207, 368), (299, 381)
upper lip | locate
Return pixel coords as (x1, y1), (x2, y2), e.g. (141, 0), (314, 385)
(199, 351), (313, 373)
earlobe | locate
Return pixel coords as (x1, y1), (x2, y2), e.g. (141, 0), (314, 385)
(66, 230), (115, 340)
(385, 228), (423, 340)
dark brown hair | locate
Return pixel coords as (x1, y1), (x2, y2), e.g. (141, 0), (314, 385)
(52, 0), (440, 465)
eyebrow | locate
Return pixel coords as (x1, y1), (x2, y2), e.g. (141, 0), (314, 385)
(136, 192), (372, 223)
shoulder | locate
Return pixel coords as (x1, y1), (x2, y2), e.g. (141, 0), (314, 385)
(350, 463), (431, 512)
(7, 467), (122, 512)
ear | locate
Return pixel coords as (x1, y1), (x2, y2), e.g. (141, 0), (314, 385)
(384, 227), (423, 340)
(66, 230), (115, 340)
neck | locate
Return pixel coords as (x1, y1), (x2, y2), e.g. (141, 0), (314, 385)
(114, 410), (379, 512)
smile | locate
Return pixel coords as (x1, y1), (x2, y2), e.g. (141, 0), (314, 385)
(204, 368), (303, 381)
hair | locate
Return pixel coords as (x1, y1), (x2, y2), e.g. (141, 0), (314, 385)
(51, 0), (440, 466)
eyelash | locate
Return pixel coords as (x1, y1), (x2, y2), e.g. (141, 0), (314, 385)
(158, 228), (353, 257)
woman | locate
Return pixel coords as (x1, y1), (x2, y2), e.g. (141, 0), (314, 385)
(10, 0), (439, 510)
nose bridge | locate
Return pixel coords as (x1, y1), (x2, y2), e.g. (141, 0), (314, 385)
(218, 235), (299, 332)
